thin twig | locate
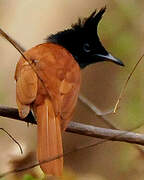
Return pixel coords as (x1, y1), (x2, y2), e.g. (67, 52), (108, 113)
(0, 28), (25, 55)
(79, 94), (113, 116)
(0, 128), (23, 154)
(0, 27), (50, 97)
(0, 139), (113, 178)
(114, 54), (144, 113)
(79, 94), (116, 129)
(0, 144), (91, 178)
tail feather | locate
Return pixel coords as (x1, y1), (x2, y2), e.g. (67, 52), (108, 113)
(35, 98), (63, 176)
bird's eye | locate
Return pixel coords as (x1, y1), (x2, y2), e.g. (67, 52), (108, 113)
(83, 43), (91, 53)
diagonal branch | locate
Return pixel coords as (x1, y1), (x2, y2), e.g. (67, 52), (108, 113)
(79, 94), (144, 154)
(78, 94), (116, 128)
(0, 105), (144, 146)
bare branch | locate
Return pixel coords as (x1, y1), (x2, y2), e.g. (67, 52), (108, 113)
(67, 122), (144, 145)
(0, 105), (36, 123)
(0, 105), (144, 146)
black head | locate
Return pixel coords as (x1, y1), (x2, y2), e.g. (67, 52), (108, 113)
(47, 7), (124, 68)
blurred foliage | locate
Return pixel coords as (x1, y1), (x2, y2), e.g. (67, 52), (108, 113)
(99, 1), (144, 129)
(22, 174), (39, 180)
(0, 178), (6, 180)
(103, 1), (144, 180)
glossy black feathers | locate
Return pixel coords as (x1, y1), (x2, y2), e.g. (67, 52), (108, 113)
(47, 8), (123, 68)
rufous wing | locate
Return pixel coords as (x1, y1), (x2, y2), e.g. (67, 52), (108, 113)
(15, 64), (38, 118)
(60, 64), (81, 130)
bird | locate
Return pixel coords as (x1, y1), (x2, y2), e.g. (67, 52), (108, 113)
(15, 7), (124, 177)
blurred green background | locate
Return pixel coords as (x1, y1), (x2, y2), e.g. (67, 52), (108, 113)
(0, 0), (144, 179)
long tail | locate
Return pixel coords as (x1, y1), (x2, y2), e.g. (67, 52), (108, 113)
(34, 98), (63, 176)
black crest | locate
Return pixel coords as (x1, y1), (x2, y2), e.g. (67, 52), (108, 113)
(46, 7), (123, 68)
(72, 7), (106, 32)
(47, 7), (106, 45)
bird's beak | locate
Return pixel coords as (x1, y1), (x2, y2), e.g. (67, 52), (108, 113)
(96, 53), (124, 66)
